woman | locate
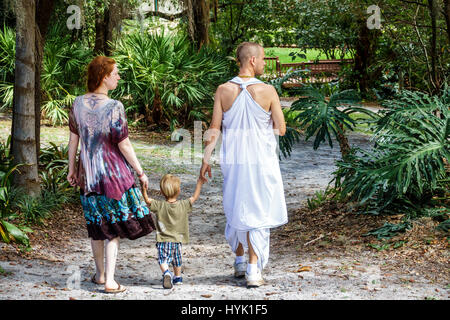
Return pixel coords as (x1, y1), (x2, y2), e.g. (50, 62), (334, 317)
(67, 56), (155, 293)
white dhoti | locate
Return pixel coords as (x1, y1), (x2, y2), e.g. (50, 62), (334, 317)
(220, 77), (288, 270)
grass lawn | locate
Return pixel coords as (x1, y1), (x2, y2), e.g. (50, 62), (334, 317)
(264, 47), (353, 64)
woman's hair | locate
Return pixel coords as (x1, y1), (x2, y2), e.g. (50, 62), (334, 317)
(160, 174), (181, 199)
(87, 56), (116, 92)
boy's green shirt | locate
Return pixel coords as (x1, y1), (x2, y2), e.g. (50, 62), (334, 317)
(150, 199), (192, 244)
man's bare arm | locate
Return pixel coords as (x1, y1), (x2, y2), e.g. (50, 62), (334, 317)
(200, 86), (223, 181)
(269, 86), (286, 136)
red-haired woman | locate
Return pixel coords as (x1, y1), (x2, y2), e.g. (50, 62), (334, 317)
(67, 56), (155, 293)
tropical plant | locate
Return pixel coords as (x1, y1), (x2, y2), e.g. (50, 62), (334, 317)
(39, 142), (71, 194)
(333, 87), (450, 218)
(113, 31), (230, 128)
(40, 24), (93, 125)
(0, 136), (30, 247)
(0, 25), (15, 111)
(285, 85), (378, 158)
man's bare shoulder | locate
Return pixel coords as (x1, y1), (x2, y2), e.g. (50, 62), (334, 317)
(216, 82), (240, 95)
(251, 83), (278, 97)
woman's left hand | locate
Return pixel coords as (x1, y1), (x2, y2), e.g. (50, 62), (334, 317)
(139, 173), (149, 191)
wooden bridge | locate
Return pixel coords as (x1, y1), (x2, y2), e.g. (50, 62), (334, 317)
(262, 57), (353, 87)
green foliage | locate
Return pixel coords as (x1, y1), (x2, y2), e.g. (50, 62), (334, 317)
(295, 0), (356, 60)
(0, 25), (14, 111)
(113, 31), (230, 127)
(0, 135), (30, 247)
(40, 23), (93, 125)
(286, 85), (378, 151)
(307, 187), (341, 211)
(39, 143), (71, 194)
(364, 221), (412, 240)
(436, 219), (450, 233)
(211, 0), (302, 53)
(333, 87), (450, 217)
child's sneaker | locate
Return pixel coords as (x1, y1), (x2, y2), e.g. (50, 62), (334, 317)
(173, 276), (183, 285)
(162, 270), (173, 289)
(245, 270), (264, 288)
(234, 262), (247, 278)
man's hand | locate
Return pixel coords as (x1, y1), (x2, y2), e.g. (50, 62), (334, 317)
(200, 161), (212, 183)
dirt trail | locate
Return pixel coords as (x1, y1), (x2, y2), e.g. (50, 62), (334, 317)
(0, 131), (448, 300)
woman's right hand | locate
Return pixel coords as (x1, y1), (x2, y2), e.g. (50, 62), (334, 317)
(139, 173), (149, 192)
(67, 170), (78, 187)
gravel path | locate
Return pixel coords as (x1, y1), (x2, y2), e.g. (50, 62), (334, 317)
(0, 131), (448, 300)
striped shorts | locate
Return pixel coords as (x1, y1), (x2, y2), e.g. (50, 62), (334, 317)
(156, 242), (182, 267)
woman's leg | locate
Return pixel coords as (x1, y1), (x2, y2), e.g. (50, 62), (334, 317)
(104, 237), (120, 289)
(91, 239), (105, 283)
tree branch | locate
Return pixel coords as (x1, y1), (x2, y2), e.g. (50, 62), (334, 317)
(128, 10), (186, 21)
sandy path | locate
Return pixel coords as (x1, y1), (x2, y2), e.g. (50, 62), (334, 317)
(0, 131), (448, 300)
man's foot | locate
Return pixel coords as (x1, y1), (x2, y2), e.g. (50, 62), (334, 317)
(173, 276), (183, 285)
(245, 270), (264, 288)
(234, 262), (247, 278)
(162, 270), (173, 289)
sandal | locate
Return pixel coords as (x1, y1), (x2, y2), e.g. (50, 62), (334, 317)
(91, 274), (105, 285)
(104, 282), (127, 294)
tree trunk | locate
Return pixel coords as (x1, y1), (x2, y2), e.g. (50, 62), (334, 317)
(152, 86), (162, 125)
(444, 0), (450, 43)
(353, 18), (380, 98)
(427, 0), (440, 94)
(336, 122), (350, 159)
(35, 0), (55, 162)
(94, 7), (106, 54)
(12, 0), (40, 197)
(183, 0), (210, 50)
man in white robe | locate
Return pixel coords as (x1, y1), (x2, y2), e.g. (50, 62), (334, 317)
(200, 42), (288, 288)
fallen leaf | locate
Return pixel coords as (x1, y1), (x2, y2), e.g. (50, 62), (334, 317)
(265, 292), (277, 296)
(201, 294), (212, 298)
(296, 266), (312, 272)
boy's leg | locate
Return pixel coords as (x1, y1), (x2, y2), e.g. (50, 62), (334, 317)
(173, 266), (182, 277)
(173, 243), (182, 277)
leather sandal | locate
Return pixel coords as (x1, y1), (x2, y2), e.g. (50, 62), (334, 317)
(104, 282), (127, 294)
(91, 274), (105, 285)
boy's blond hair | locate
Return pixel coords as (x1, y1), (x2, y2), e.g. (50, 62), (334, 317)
(160, 174), (181, 199)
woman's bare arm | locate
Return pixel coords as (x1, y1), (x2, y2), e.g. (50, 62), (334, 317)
(118, 137), (148, 190)
(67, 132), (80, 186)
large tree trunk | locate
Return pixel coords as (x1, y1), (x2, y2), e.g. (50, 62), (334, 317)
(445, 0), (450, 43)
(428, 0), (440, 94)
(183, 0), (210, 50)
(12, 0), (40, 197)
(353, 18), (380, 98)
(35, 0), (55, 162)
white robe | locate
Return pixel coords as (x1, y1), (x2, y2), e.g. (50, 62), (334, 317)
(220, 77), (288, 270)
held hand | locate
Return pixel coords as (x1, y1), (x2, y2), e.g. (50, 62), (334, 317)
(67, 170), (78, 187)
(139, 174), (149, 192)
(199, 161), (212, 183)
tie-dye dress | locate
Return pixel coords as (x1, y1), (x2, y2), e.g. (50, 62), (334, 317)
(69, 95), (155, 240)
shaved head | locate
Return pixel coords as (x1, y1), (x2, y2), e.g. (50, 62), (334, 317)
(236, 42), (263, 65)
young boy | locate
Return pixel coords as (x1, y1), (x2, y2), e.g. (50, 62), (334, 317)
(142, 174), (204, 289)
